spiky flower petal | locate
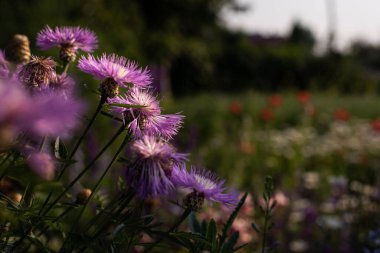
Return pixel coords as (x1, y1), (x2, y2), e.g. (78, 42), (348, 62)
(172, 166), (239, 210)
(108, 89), (183, 139)
(37, 25), (97, 52)
(78, 54), (151, 88)
(126, 135), (187, 198)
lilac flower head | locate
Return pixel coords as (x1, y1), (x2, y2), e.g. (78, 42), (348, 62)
(17, 92), (86, 138)
(37, 25), (97, 63)
(126, 135), (188, 198)
(172, 166), (239, 211)
(0, 80), (30, 147)
(108, 88), (183, 139)
(78, 54), (151, 101)
(17, 55), (56, 90)
(26, 151), (55, 180)
(0, 50), (11, 79)
(48, 73), (75, 97)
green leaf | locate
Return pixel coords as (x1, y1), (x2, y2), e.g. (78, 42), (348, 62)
(201, 220), (208, 236)
(251, 223), (261, 234)
(169, 231), (210, 246)
(220, 192), (248, 245)
(107, 103), (147, 109)
(189, 212), (201, 233)
(54, 137), (68, 160)
(221, 231), (239, 253)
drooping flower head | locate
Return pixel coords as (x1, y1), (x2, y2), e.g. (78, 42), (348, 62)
(37, 25), (97, 64)
(17, 55), (56, 90)
(78, 54), (151, 101)
(108, 88), (183, 139)
(0, 50), (11, 79)
(172, 166), (239, 211)
(126, 135), (187, 198)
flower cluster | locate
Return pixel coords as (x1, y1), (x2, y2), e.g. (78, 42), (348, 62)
(0, 25), (240, 253)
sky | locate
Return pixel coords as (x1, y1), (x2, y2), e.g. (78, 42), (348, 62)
(222, 0), (380, 50)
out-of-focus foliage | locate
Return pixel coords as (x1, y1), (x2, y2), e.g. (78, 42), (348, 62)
(1, 0), (379, 96)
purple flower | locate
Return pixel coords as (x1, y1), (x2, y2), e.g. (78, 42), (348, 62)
(37, 25), (97, 63)
(126, 135), (188, 198)
(0, 50), (11, 79)
(172, 166), (239, 210)
(26, 151), (55, 180)
(19, 92), (85, 138)
(0, 80), (30, 146)
(48, 73), (75, 97)
(108, 88), (183, 139)
(78, 54), (151, 100)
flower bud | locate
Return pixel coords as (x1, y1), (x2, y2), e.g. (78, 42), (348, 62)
(99, 77), (119, 102)
(75, 188), (92, 205)
(5, 34), (31, 64)
(183, 191), (205, 212)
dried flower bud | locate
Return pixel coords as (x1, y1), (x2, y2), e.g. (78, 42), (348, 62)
(99, 77), (119, 102)
(0, 178), (22, 203)
(183, 191), (205, 212)
(9, 193), (22, 203)
(18, 56), (56, 89)
(75, 188), (92, 204)
(59, 44), (76, 64)
(5, 34), (31, 64)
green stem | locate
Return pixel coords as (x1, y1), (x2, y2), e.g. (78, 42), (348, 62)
(39, 136), (47, 152)
(70, 132), (130, 230)
(144, 208), (192, 253)
(0, 153), (20, 181)
(68, 99), (104, 160)
(261, 200), (270, 253)
(63, 62), (70, 74)
(41, 124), (125, 216)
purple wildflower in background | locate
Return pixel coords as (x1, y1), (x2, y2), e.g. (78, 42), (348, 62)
(37, 25), (97, 64)
(172, 166), (239, 211)
(0, 50), (11, 79)
(126, 135), (187, 198)
(0, 80), (30, 146)
(26, 151), (55, 180)
(108, 88), (184, 139)
(48, 73), (75, 97)
(19, 92), (85, 138)
(78, 54), (151, 101)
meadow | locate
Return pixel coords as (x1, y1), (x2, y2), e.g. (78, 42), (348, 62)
(168, 91), (380, 252)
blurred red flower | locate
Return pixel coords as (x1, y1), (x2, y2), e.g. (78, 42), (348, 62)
(297, 90), (310, 104)
(334, 108), (350, 121)
(229, 102), (243, 115)
(371, 119), (380, 133)
(260, 108), (273, 122)
(268, 94), (283, 108)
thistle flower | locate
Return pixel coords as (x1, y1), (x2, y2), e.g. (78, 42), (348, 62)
(17, 55), (56, 89)
(126, 135), (187, 198)
(37, 25), (97, 64)
(27, 151), (55, 180)
(172, 166), (238, 211)
(108, 88), (183, 139)
(48, 73), (75, 97)
(0, 50), (11, 79)
(78, 54), (151, 101)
